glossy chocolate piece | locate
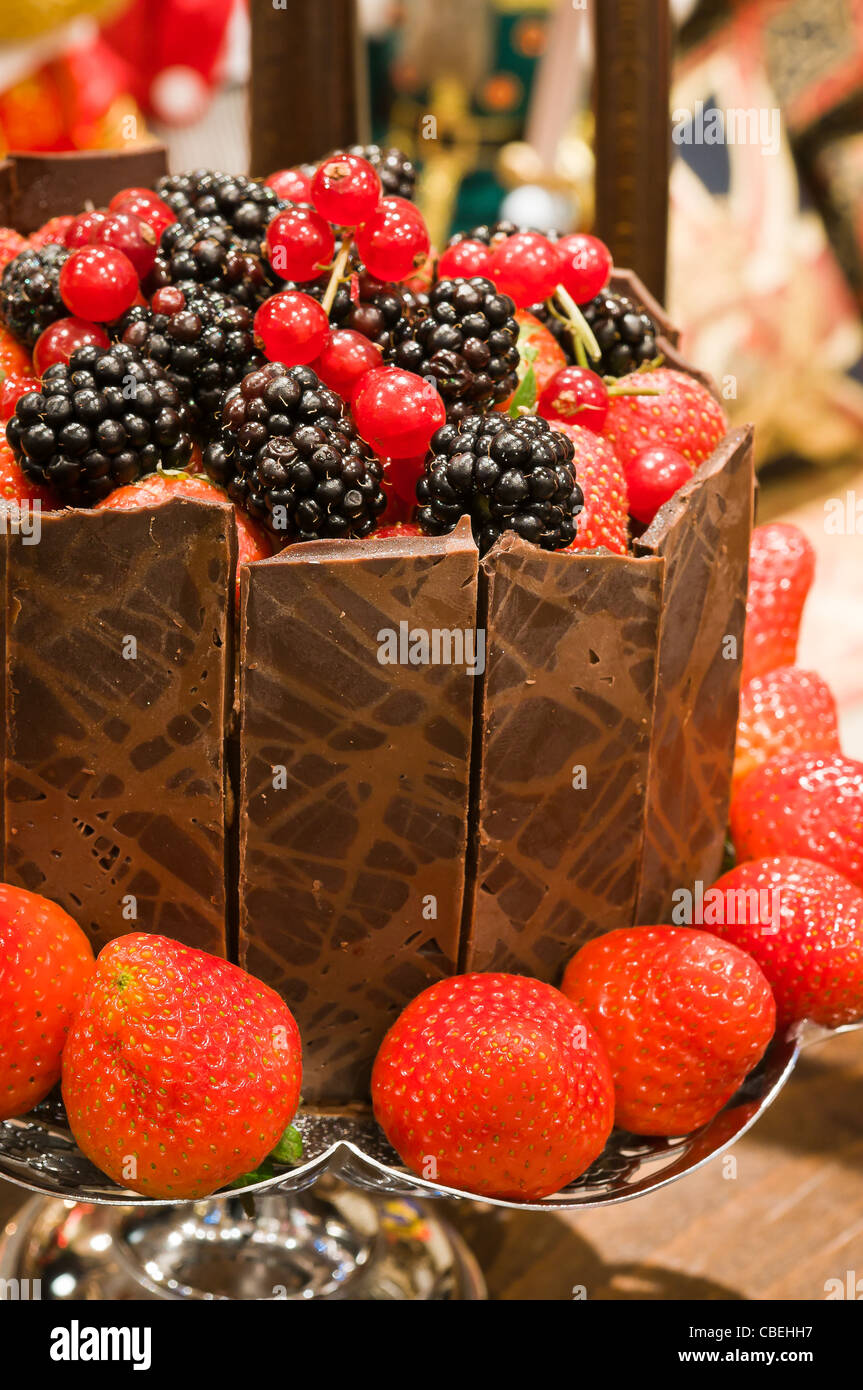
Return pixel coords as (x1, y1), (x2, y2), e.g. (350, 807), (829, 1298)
(634, 426), (755, 920)
(462, 539), (665, 979)
(0, 147), (169, 235)
(2, 501), (235, 955)
(238, 517), (478, 1102)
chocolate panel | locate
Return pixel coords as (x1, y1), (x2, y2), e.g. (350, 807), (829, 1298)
(3, 500), (235, 955)
(239, 518), (478, 1103)
(0, 147), (169, 234)
(463, 539), (664, 980)
(634, 426), (755, 921)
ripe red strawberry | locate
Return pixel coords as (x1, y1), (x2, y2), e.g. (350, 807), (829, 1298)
(0, 372), (41, 422)
(0, 323), (34, 379)
(0, 227), (27, 271)
(95, 471), (272, 607)
(707, 857), (863, 1029)
(29, 215), (75, 250)
(552, 421), (629, 554)
(371, 973), (614, 1202)
(62, 934), (303, 1200)
(734, 666), (840, 793)
(601, 367), (727, 474)
(496, 311), (567, 414)
(0, 884), (94, 1120)
(561, 926), (775, 1135)
(374, 521), (422, 538)
(0, 440), (59, 509)
(731, 751), (863, 891)
(742, 522), (815, 682)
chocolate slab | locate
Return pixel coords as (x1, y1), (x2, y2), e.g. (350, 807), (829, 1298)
(3, 500), (235, 955)
(238, 517), (478, 1102)
(634, 426), (755, 921)
(0, 147), (168, 233)
(461, 539), (665, 980)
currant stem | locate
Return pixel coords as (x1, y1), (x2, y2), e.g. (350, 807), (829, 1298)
(606, 382), (663, 397)
(321, 239), (353, 317)
(548, 284), (602, 365)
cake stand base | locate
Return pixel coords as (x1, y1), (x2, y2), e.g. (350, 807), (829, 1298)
(0, 1184), (486, 1301)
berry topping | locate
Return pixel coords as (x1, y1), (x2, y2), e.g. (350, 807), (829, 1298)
(355, 196), (430, 282)
(254, 291), (330, 366)
(580, 290), (659, 376)
(33, 317), (110, 374)
(539, 365), (610, 432)
(265, 205), (335, 282)
(555, 232), (613, 304)
(311, 153), (382, 227)
(436, 239), (494, 280)
(92, 211), (158, 280)
(352, 365), (446, 459)
(625, 444), (692, 524)
(266, 166), (315, 203)
(311, 327), (381, 398)
(489, 231), (561, 308)
(0, 243), (70, 346)
(59, 246), (139, 322)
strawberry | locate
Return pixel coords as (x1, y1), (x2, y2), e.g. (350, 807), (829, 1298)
(496, 311), (567, 414)
(552, 421), (629, 554)
(0, 323), (34, 379)
(0, 440), (59, 509)
(734, 666), (840, 793)
(742, 522), (815, 682)
(0, 227), (27, 271)
(601, 367), (727, 475)
(731, 751), (863, 891)
(0, 372), (41, 422)
(62, 934), (303, 1200)
(371, 973), (614, 1201)
(707, 857), (863, 1029)
(28, 215), (76, 250)
(95, 471), (273, 607)
(561, 926), (775, 1135)
(374, 521), (422, 538)
(0, 884), (94, 1120)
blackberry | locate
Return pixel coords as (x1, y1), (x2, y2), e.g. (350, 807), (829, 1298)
(389, 277), (519, 421)
(446, 219), (525, 249)
(148, 217), (269, 308)
(278, 269), (418, 352)
(117, 285), (263, 439)
(6, 342), (192, 506)
(0, 243), (69, 347)
(338, 145), (416, 201)
(417, 413), (583, 555)
(580, 291), (659, 377)
(156, 170), (285, 253)
(204, 362), (386, 541)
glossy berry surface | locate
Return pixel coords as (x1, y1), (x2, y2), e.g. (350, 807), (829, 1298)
(266, 167), (314, 203)
(254, 291), (330, 366)
(311, 327), (381, 398)
(562, 927), (775, 1135)
(436, 239), (494, 280)
(109, 191), (176, 240)
(556, 232), (613, 304)
(734, 666), (840, 793)
(59, 246), (139, 321)
(33, 316), (110, 374)
(626, 444), (692, 524)
(0, 372), (41, 421)
(489, 231), (561, 308)
(93, 211), (157, 280)
(352, 365), (446, 458)
(539, 365), (609, 432)
(312, 153), (382, 227)
(265, 206), (335, 282)
(64, 210), (107, 249)
(742, 522), (816, 683)
(355, 197), (430, 282)
(372, 973), (615, 1202)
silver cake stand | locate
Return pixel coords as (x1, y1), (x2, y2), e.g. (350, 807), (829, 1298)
(1, 1020), (860, 1301)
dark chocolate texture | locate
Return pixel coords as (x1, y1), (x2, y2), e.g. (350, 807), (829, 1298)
(238, 516), (478, 1102)
(462, 540), (664, 979)
(634, 426), (755, 920)
(2, 501), (235, 955)
(0, 147), (169, 234)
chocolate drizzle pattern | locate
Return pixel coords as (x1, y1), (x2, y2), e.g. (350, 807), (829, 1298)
(2, 501), (235, 955)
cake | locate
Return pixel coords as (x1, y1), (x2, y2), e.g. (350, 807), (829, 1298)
(0, 149), (754, 1104)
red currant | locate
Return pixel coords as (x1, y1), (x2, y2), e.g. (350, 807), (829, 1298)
(151, 285), (188, 316)
(59, 246), (139, 321)
(0, 373), (41, 420)
(436, 239), (494, 280)
(64, 210), (107, 249)
(626, 445), (692, 525)
(539, 366), (609, 432)
(312, 154), (382, 227)
(355, 198), (430, 282)
(556, 233), (613, 304)
(109, 191), (176, 241)
(382, 452), (427, 505)
(311, 328), (381, 398)
(93, 212), (157, 280)
(352, 366), (445, 459)
(489, 232), (561, 308)
(266, 167), (314, 203)
(254, 292), (330, 366)
(33, 317), (110, 374)
(265, 206), (335, 282)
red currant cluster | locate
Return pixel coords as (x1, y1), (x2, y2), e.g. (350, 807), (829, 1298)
(439, 231), (611, 309)
(33, 188), (177, 376)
